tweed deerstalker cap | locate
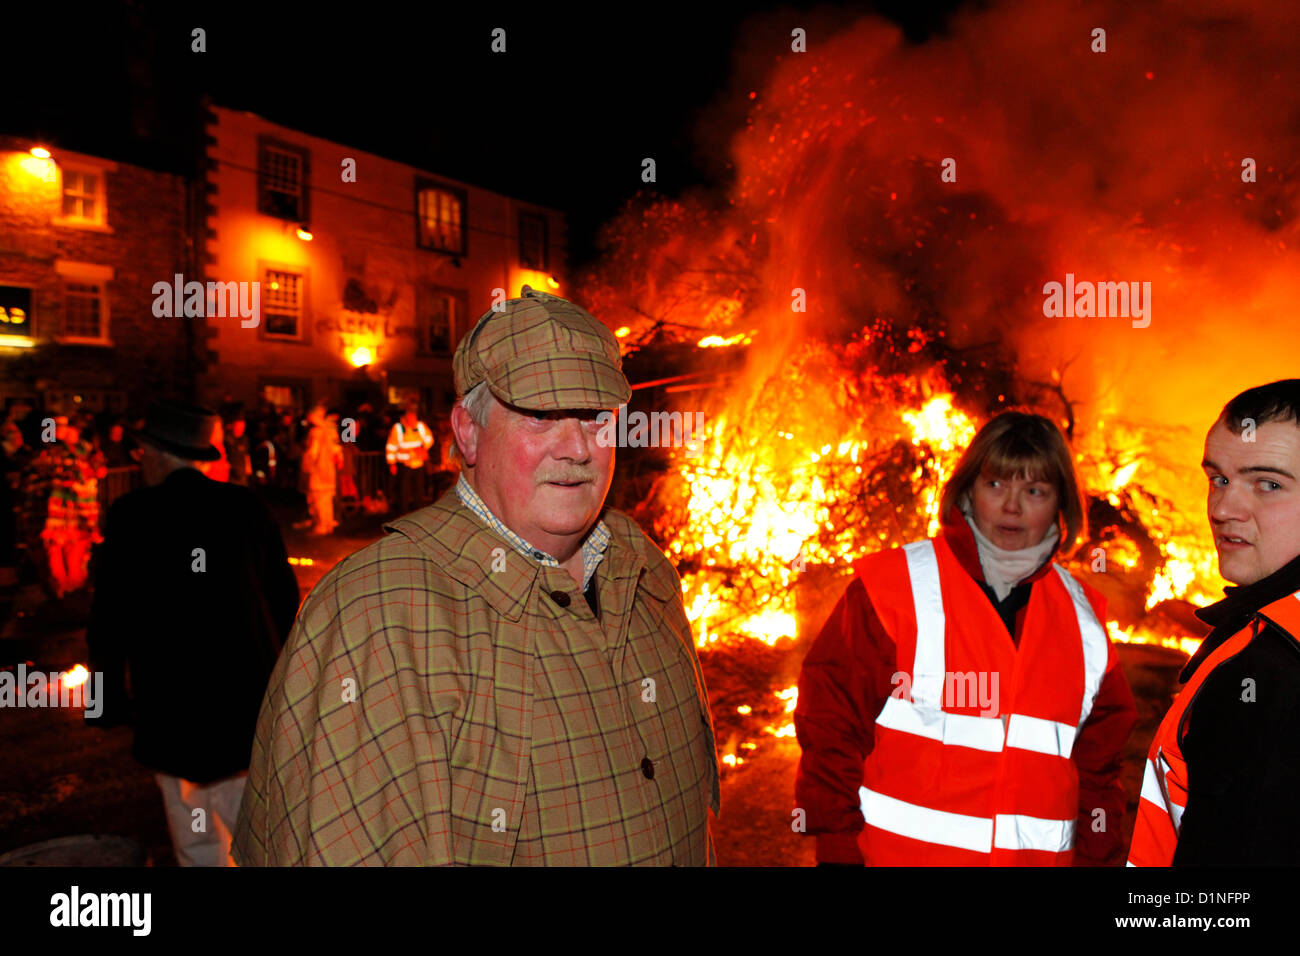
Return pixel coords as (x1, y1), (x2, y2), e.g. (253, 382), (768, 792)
(452, 286), (632, 411)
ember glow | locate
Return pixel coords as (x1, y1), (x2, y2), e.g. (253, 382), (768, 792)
(664, 361), (1223, 654)
(669, 367), (985, 648)
(763, 686), (798, 739)
(586, 2), (1300, 679)
(698, 331), (754, 348)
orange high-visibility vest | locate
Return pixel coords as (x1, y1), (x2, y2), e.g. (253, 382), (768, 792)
(385, 421), (433, 467)
(1127, 589), (1300, 867)
(854, 534), (1112, 865)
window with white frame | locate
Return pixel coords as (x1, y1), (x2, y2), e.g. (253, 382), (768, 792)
(59, 168), (107, 225)
(54, 261), (113, 343)
(259, 140), (309, 222)
(261, 269), (303, 338)
(63, 281), (106, 340)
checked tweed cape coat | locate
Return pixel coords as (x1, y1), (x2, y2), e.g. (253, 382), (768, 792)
(232, 486), (721, 866)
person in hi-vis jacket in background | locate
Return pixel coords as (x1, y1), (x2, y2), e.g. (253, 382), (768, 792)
(385, 403), (434, 515)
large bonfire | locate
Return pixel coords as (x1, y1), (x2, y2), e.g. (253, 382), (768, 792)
(577, 1), (1300, 763)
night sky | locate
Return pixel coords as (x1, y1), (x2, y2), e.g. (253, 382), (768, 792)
(8, 0), (962, 268)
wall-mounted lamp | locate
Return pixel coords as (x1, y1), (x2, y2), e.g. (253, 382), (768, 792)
(22, 146), (56, 181)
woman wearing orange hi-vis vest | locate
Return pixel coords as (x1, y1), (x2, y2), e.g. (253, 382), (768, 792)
(795, 411), (1137, 866)
(1129, 380), (1300, 866)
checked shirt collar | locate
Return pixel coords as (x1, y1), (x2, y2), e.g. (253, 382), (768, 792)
(455, 473), (610, 591)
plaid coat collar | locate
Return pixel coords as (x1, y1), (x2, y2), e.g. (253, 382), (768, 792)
(382, 486), (677, 621)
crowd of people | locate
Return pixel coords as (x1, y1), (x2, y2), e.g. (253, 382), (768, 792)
(0, 396), (458, 599)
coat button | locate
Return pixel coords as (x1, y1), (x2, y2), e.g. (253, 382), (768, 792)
(641, 757), (655, 780)
(549, 590), (570, 607)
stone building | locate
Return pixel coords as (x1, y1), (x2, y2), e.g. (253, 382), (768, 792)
(0, 136), (200, 419)
(197, 102), (568, 417)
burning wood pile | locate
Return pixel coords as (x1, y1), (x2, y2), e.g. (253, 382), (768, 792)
(577, 6), (1300, 767)
(601, 313), (1220, 765)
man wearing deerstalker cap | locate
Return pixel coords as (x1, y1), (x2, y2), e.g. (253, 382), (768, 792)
(233, 285), (721, 865)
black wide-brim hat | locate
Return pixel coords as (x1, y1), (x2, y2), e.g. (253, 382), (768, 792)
(129, 399), (222, 462)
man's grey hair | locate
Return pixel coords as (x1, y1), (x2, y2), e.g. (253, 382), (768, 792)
(459, 382), (494, 427)
(449, 382), (494, 465)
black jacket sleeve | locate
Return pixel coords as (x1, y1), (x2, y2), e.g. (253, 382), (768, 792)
(85, 499), (131, 726)
(256, 497), (300, 648)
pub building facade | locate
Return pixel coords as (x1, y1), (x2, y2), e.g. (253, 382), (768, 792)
(0, 135), (201, 420)
(198, 103), (567, 417)
(0, 108), (567, 424)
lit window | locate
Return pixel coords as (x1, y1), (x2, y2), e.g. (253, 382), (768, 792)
(58, 168), (108, 226)
(62, 171), (98, 219)
(261, 385), (295, 408)
(416, 181), (466, 255)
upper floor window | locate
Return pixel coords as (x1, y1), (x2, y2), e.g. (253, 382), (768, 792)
(57, 167), (108, 227)
(261, 268), (304, 340)
(416, 180), (467, 255)
(62, 170), (100, 220)
(259, 140), (309, 222)
(518, 212), (548, 270)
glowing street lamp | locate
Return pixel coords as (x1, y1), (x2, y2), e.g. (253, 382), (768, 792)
(349, 346), (373, 368)
(21, 146), (56, 181)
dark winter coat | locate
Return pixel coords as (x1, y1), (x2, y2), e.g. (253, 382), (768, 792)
(1170, 551), (1300, 865)
(85, 466), (299, 782)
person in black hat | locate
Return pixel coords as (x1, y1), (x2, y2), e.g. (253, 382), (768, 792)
(85, 399), (300, 866)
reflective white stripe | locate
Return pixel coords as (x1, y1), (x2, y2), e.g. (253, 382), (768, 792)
(993, 812), (1075, 852)
(1126, 860), (1137, 867)
(1053, 564), (1109, 730)
(1138, 755), (1164, 806)
(1140, 751), (1184, 833)
(388, 424), (433, 463)
(860, 786), (993, 853)
(876, 695), (1005, 752)
(903, 540), (945, 707)
(1005, 713), (1076, 757)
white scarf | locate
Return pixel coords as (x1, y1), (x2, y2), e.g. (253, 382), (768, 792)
(960, 502), (1060, 601)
